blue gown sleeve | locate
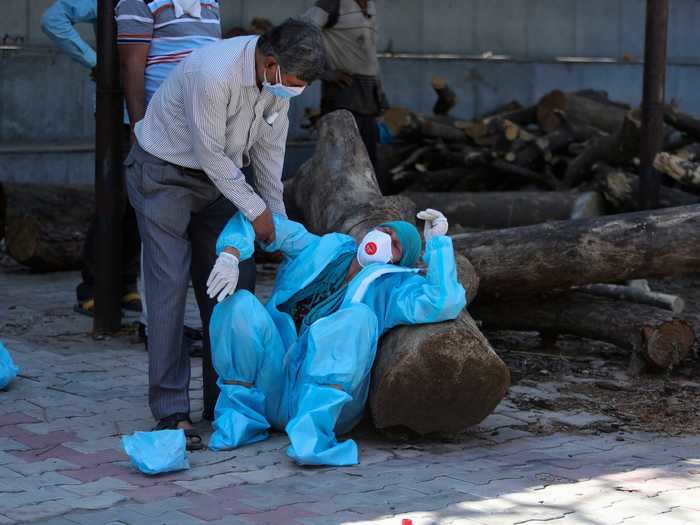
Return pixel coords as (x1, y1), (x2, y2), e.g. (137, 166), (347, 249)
(216, 213), (320, 262)
(41, 0), (97, 70)
(383, 235), (466, 329)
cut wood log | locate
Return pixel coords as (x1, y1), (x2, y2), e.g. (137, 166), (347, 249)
(474, 293), (695, 370)
(664, 107), (700, 142)
(286, 110), (509, 434)
(537, 89), (630, 134)
(406, 191), (586, 229)
(432, 76), (457, 116)
(654, 152), (700, 189)
(452, 204), (700, 304)
(0, 182), (93, 271)
(578, 284), (685, 314)
(593, 164), (699, 211)
(564, 110), (641, 187)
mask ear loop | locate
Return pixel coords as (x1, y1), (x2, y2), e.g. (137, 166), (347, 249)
(276, 65), (282, 85)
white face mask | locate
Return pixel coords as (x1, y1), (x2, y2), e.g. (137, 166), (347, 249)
(357, 230), (393, 268)
(263, 67), (306, 99)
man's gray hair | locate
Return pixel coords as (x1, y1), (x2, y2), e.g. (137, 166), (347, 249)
(257, 19), (325, 83)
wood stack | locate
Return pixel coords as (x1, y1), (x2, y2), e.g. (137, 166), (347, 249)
(383, 80), (700, 219)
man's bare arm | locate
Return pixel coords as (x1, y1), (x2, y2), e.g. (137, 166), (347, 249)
(119, 43), (149, 142)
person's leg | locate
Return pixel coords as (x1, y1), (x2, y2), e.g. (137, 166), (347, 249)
(286, 304), (379, 466)
(120, 199), (142, 311)
(189, 196), (256, 420)
(75, 217), (97, 312)
(208, 290), (288, 450)
(120, 125), (141, 311)
(125, 147), (194, 423)
(352, 112), (379, 171)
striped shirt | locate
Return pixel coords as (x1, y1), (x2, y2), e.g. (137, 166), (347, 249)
(115, 0), (221, 104)
(135, 36), (289, 221)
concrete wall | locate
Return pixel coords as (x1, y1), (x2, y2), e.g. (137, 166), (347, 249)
(4, 0), (700, 60)
(2, 0), (700, 184)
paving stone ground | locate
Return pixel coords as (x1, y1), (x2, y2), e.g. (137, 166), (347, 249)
(1, 265), (699, 524)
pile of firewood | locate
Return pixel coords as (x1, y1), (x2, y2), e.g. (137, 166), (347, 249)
(380, 78), (700, 230)
(288, 110), (700, 437)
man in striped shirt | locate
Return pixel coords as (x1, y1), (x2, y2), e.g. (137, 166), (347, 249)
(116, 0), (221, 146)
(125, 20), (325, 444)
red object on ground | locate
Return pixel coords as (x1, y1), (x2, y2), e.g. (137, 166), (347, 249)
(402, 520), (414, 525)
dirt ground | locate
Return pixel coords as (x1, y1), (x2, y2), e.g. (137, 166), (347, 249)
(488, 274), (700, 437)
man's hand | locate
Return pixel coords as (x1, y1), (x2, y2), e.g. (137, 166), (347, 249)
(207, 251), (240, 303)
(323, 70), (353, 88)
(252, 208), (275, 244)
(417, 208), (449, 241)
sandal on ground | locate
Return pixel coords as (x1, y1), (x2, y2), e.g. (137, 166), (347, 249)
(73, 298), (95, 317)
(121, 291), (143, 312)
(153, 413), (203, 451)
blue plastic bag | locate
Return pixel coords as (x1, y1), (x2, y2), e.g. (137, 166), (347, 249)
(0, 342), (19, 389)
(377, 121), (393, 144)
(121, 429), (190, 475)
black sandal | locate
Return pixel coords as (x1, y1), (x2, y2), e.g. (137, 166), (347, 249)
(154, 413), (203, 451)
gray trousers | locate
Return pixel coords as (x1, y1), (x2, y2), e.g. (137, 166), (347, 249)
(125, 144), (255, 420)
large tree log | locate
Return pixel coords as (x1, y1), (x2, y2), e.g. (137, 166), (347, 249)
(452, 205), (700, 304)
(406, 191), (594, 229)
(286, 110), (509, 434)
(593, 165), (700, 212)
(474, 293), (695, 370)
(537, 89), (630, 134)
(0, 182), (93, 271)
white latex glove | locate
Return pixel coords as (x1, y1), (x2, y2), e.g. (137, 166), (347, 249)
(206, 252), (239, 303)
(416, 208), (449, 241)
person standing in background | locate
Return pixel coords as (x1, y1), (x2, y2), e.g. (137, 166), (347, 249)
(116, 0), (222, 143)
(41, 0), (142, 317)
(301, 0), (388, 186)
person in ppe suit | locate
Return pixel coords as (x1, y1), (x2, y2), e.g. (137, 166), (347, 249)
(205, 208), (465, 466)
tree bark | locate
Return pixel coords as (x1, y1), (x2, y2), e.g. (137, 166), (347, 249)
(286, 110), (510, 434)
(406, 191), (586, 229)
(593, 164), (699, 211)
(537, 89), (630, 134)
(474, 293), (695, 370)
(452, 204), (700, 304)
(1, 182), (93, 271)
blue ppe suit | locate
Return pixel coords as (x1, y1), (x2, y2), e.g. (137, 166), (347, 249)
(209, 213), (466, 466)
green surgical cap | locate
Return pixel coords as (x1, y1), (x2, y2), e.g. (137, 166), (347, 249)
(379, 221), (422, 267)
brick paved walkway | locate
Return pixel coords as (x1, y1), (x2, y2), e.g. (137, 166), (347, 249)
(1, 268), (698, 524)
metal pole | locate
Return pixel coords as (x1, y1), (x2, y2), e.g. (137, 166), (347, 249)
(94, 0), (123, 333)
(639, 0), (669, 210)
